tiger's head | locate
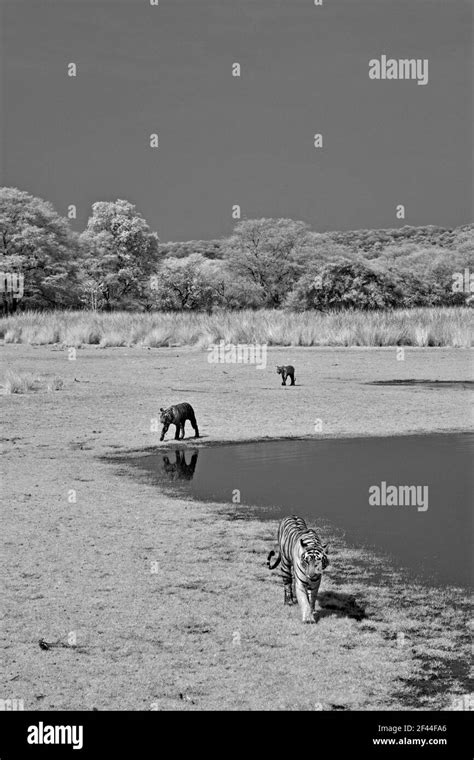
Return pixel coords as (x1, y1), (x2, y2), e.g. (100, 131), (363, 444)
(299, 538), (329, 579)
(159, 407), (173, 440)
(276, 366), (284, 375)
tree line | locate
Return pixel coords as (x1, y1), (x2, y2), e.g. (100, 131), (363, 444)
(1, 187), (472, 314)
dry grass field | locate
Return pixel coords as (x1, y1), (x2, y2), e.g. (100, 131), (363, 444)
(1, 307), (472, 348)
(1, 341), (472, 710)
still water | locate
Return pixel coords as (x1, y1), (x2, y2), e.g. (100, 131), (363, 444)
(118, 433), (473, 587)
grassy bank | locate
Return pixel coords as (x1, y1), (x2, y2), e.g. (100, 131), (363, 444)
(1, 307), (472, 348)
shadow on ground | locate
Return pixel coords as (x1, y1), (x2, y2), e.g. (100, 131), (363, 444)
(317, 591), (366, 621)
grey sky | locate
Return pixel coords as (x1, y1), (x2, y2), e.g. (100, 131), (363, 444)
(1, 0), (472, 242)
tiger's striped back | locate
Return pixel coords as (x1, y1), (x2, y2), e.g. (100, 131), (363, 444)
(160, 402), (194, 423)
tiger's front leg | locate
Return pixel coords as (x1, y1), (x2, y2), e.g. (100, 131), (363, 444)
(295, 581), (314, 623)
(308, 578), (322, 620)
(174, 424), (180, 440)
(282, 564), (296, 605)
(284, 581), (297, 605)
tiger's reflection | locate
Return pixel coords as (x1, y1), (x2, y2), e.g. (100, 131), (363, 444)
(162, 450), (199, 481)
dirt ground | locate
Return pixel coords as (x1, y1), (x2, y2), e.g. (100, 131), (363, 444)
(1, 345), (472, 710)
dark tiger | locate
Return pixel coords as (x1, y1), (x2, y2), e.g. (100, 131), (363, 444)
(276, 365), (295, 386)
(159, 402), (199, 441)
(267, 515), (329, 623)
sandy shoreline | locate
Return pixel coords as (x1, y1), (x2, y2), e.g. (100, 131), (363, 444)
(108, 426), (473, 457)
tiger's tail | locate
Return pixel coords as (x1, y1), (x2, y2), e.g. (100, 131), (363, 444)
(267, 549), (281, 570)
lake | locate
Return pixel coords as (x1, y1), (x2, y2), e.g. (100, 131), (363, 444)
(114, 433), (473, 588)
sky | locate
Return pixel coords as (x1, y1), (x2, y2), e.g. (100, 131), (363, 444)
(1, 0), (472, 242)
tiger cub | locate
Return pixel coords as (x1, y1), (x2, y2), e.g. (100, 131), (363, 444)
(159, 402), (199, 441)
(276, 365), (295, 386)
(267, 516), (329, 623)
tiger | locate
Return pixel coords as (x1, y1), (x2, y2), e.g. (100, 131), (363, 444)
(162, 450), (198, 481)
(267, 515), (329, 623)
(276, 365), (295, 386)
(159, 402), (200, 441)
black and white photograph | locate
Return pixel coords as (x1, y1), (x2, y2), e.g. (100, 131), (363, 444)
(0, 0), (472, 749)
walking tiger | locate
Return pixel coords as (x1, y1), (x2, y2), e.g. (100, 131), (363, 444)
(159, 402), (200, 441)
(276, 365), (295, 386)
(267, 516), (329, 623)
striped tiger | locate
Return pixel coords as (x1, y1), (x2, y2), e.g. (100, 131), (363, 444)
(267, 515), (329, 623)
(159, 402), (200, 441)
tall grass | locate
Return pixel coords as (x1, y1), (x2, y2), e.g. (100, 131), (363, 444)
(1, 370), (64, 394)
(3, 370), (41, 394)
(0, 308), (471, 348)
